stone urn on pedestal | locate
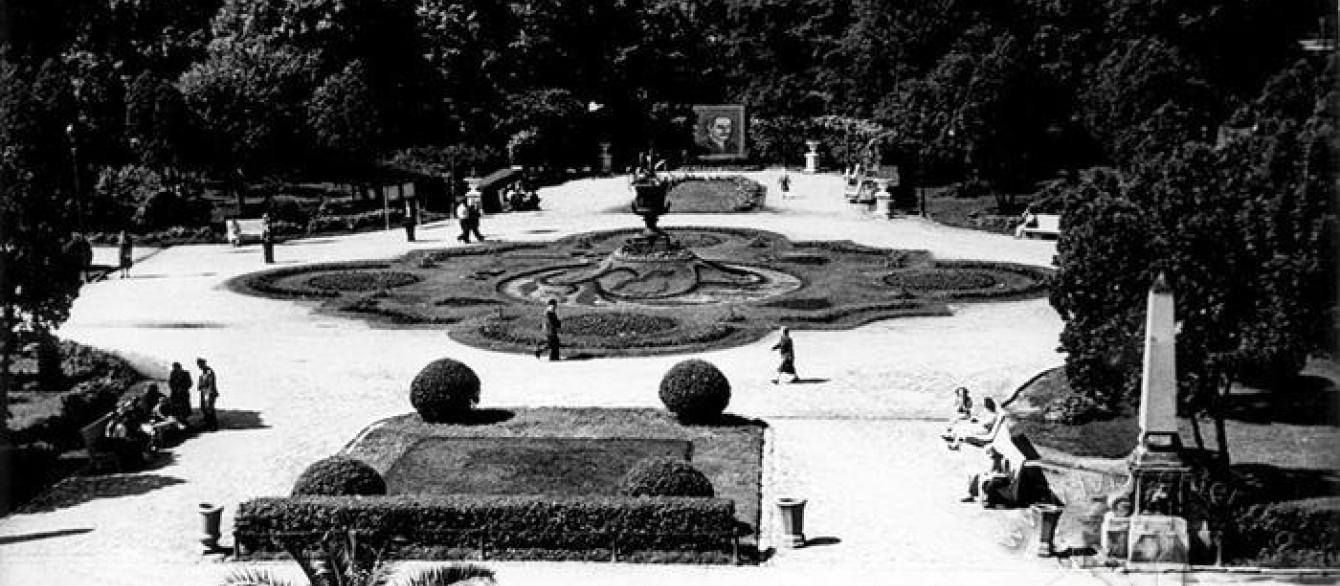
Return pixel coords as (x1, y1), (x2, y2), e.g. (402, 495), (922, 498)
(464, 176), (483, 212)
(803, 140), (820, 174)
(776, 497), (807, 548)
(874, 179), (894, 218)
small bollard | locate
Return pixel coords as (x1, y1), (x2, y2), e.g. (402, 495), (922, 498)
(199, 502), (223, 551)
(776, 497), (807, 548)
(1030, 503), (1063, 557)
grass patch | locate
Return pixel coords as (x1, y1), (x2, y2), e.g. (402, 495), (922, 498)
(344, 407), (766, 547)
(386, 437), (692, 496)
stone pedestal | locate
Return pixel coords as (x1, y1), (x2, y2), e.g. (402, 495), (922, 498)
(874, 180), (893, 218)
(1029, 503), (1064, 557)
(804, 140), (820, 174)
(1128, 514), (1189, 566)
(1100, 512), (1130, 560)
(465, 178), (483, 212)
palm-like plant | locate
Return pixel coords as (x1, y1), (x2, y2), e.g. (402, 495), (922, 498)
(223, 530), (494, 586)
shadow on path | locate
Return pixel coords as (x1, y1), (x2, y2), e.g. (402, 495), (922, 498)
(213, 409), (268, 431)
(0, 528), (94, 545)
(17, 472), (186, 514)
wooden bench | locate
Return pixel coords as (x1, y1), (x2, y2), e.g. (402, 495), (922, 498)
(1015, 213), (1061, 239)
(226, 218), (267, 246)
(79, 414), (121, 473)
(966, 418), (1047, 507)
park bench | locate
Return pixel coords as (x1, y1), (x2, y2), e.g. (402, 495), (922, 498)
(1015, 213), (1061, 239)
(79, 413), (121, 473)
(226, 218), (267, 246)
(965, 418), (1047, 507)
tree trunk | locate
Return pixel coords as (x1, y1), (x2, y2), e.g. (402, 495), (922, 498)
(1189, 412), (1206, 451)
(1212, 377), (1233, 468)
(234, 176), (246, 216)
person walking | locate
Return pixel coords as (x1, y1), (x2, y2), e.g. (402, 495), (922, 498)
(770, 326), (798, 384)
(117, 229), (134, 278)
(168, 361), (194, 423)
(196, 357), (219, 431)
(456, 200), (472, 243)
(534, 299), (562, 361)
(467, 202), (485, 242)
(778, 170), (791, 199)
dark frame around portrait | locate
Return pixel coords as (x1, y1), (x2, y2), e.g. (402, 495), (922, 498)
(692, 104), (747, 161)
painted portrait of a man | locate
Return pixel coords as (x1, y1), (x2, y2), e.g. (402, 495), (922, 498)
(693, 104), (747, 160)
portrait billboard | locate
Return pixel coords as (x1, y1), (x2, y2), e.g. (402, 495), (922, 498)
(692, 104), (747, 160)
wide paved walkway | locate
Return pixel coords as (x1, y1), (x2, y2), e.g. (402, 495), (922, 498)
(0, 170), (1240, 585)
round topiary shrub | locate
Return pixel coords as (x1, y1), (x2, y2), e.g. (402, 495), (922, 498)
(410, 358), (481, 422)
(291, 455), (386, 496)
(619, 457), (714, 498)
(658, 359), (731, 422)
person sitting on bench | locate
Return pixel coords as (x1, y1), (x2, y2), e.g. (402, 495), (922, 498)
(104, 405), (153, 467)
(945, 396), (1000, 449)
(963, 446), (1011, 506)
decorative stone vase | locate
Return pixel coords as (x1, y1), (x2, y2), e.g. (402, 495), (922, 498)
(199, 502), (223, 551)
(1030, 503), (1063, 557)
(776, 497), (807, 548)
(804, 140), (820, 174)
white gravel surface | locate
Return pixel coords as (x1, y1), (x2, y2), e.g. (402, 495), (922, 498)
(0, 170), (1202, 585)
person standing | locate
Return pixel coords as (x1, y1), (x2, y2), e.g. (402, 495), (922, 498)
(770, 326), (798, 384)
(467, 202), (485, 242)
(778, 170), (792, 199)
(534, 299), (562, 361)
(117, 229), (134, 278)
(196, 357), (219, 431)
(260, 213), (275, 264)
(403, 200), (418, 242)
(168, 361), (194, 423)
(456, 200), (472, 243)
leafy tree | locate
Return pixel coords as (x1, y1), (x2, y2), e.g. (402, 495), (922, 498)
(0, 59), (87, 431)
(307, 60), (382, 178)
(1050, 93), (1335, 464)
(179, 38), (317, 211)
(126, 71), (191, 171)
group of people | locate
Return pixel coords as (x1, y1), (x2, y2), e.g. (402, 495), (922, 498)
(504, 186), (541, 212)
(101, 358), (220, 468)
(940, 386), (1010, 506)
(455, 201), (485, 243)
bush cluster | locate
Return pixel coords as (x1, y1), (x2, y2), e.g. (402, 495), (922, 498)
(658, 360), (731, 422)
(235, 494), (738, 557)
(410, 358), (481, 422)
(620, 457), (714, 498)
(1228, 503), (1340, 567)
(291, 456), (387, 497)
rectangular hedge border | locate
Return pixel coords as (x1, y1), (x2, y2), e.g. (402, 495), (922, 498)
(235, 494), (742, 563)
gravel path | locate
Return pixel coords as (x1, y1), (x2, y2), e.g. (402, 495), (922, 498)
(0, 170), (1128, 585)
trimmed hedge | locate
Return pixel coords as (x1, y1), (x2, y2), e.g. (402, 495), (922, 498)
(410, 358), (481, 422)
(658, 360), (731, 422)
(291, 456), (387, 497)
(235, 494), (739, 557)
(621, 457), (714, 498)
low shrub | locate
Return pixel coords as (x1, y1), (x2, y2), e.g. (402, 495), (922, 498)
(292, 456), (387, 497)
(658, 360), (731, 422)
(235, 494), (739, 558)
(411, 358), (481, 422)
(621, 457), (714, 498)
(1228, 501), (1340, 567)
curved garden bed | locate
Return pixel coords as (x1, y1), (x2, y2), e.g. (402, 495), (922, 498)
(227, 227), (1052, 356)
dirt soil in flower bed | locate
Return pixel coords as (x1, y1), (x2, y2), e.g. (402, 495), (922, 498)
(343, 407), (766, 550)
(227, 227), (1051, 356)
